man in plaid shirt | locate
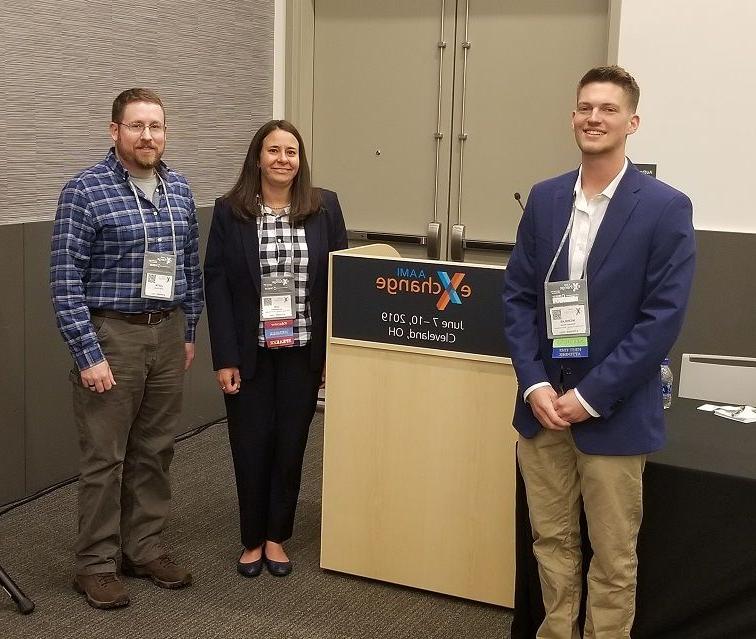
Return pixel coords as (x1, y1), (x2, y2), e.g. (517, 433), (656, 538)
(50, 88), (203, 609)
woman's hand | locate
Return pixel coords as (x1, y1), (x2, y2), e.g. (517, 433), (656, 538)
(216, 367), (241, 394)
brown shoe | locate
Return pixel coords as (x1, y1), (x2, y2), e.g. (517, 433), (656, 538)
(73, 573), (130, 609)
(122, 554), (192, 589)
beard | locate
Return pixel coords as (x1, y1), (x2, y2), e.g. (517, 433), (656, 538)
(115, 138), (164, 171)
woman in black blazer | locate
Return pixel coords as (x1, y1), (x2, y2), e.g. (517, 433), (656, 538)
(204, 120), (347, 577)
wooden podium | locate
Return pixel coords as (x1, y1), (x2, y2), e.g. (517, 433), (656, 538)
(320, 245), (518, 607)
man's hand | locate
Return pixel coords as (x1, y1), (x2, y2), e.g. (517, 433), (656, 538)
(184, 342), (196, 371)
(216, 367), (241, 395)
(553, 389), (591, 424)
(80, 360), (116, 393)
(528, 386), (571, 430)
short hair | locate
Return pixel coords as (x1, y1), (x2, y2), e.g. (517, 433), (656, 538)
(577, 66), (640, 112)
(224, 119), (321, 224)
(111, 88), (165, 123)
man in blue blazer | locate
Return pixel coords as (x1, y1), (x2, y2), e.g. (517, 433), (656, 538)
(503, 66), (695, 638)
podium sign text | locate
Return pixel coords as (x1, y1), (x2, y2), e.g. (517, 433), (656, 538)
(331, 254), (509, 358)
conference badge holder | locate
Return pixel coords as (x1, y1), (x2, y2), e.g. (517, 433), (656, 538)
(261, 274), (295, 348)
(141, 251), (176, 301)
(545, 279), (590, 358)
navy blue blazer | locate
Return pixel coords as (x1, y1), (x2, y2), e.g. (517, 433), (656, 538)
(503, 163), (696, 455)
(204, 189), (348, 378)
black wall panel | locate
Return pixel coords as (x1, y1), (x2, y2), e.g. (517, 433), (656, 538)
(673, 231), (756, 359)
(0, 225), (26, 504)
(23, 221), (79, 493)
(183, 207), (225, 428)
(1, 214), (225, 507)
(5, 223), (754, 505)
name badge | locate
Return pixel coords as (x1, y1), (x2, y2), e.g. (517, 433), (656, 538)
(141, 251), (176, 300)
(544, 278), (590, 339)
(261, 274), (295, 320)
(261, 274), (296, 348)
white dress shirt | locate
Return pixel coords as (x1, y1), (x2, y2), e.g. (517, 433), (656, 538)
(523, 159), (629, 417)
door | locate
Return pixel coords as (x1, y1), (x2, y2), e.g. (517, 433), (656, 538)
(447, 0), (608, 264)
(312, 0), (456, 260)
(309, 0), (609, 263)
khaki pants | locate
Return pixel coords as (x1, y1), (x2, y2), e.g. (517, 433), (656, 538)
(72, 310), (185, 575)
(518, 430), (646, 639)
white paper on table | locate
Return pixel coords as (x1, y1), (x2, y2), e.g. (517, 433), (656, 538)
(695, 403), (756, 423)
(713, 405), (756, 424)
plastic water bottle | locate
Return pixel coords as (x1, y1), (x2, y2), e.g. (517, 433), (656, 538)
(661, 358), (673, 409)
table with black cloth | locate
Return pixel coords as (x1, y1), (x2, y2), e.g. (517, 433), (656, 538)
(511, 398), (756, 639)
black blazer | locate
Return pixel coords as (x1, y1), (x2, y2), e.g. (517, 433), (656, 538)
(204, 189), (348, 378)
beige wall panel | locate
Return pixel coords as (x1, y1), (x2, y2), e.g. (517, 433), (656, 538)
(0, 0), (273, 225)
(312, 0), (455, 254)
(449, 0), (608, 249)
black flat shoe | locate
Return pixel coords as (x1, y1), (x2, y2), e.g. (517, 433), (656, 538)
(237, 553), (264, 578)
(264, 557), (292, 577)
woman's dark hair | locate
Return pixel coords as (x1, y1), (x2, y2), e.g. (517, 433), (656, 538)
(224, 119), (321, 224)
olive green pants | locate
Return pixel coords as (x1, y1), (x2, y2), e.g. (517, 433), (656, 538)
(72, 310), (185, 575)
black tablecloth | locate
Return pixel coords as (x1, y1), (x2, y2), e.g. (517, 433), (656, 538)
(512, 400), (756, 638)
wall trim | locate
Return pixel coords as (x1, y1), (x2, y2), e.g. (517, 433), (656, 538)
(285, 0), (315, 154)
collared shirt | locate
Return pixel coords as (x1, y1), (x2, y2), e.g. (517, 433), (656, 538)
(524, 159), (628, 417)
(569, 158), (628, 280)
(50, 148), (204, 370)
(256, 206), (311, 346)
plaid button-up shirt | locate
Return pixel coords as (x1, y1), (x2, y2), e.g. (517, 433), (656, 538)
(256, 207), (311, 346)
(50, 149), (204, 370)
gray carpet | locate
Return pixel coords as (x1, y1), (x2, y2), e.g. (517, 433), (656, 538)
(0, 414), (512, 638)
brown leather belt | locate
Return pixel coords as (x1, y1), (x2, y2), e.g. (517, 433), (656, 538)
(90, 308), (176, 325)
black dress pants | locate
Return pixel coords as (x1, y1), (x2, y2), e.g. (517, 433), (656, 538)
(225, 345), (321, 548)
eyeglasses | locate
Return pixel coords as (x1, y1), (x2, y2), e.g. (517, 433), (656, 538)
(117, 122), (166, 136)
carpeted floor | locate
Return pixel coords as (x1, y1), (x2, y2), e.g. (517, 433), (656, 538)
(0, 414), (512, 638)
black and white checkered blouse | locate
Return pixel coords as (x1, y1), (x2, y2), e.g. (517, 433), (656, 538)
(256, 206), (311, 346)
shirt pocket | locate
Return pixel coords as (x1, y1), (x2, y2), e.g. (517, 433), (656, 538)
(98, 210), (143, 247)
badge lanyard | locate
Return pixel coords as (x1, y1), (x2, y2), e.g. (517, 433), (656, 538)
(259, 209), (296, 348)
(129, 175), (178, 301)
(544, 193), (591, 359)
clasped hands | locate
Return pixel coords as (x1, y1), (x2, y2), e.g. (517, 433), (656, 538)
(528, 386), (590, 431)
